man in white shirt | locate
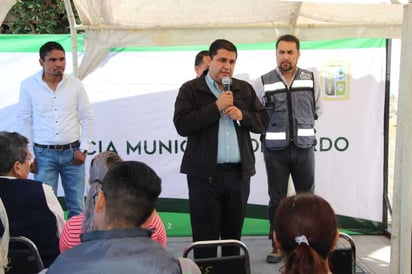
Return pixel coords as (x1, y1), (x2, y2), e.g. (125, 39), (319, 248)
(17, 41), (94, 218)
(0, 131), (65, 267)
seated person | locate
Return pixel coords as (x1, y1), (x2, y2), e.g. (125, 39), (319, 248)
(48, 161), (187, 273)
(59, 151), (167, 252)
(274, 193), (339, 274)
(0, 131), (65, 267)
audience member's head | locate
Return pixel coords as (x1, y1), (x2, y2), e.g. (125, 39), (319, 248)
(0, 131), (31, 178)
(194, 50), (209, 77)
(82, 151), (123, 232)
(94, 161), (162, 230)
(274, 193), (338, 274)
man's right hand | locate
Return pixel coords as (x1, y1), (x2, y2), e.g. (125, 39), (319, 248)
(30, 158), (38, 174)
(216, 91), (234, 111)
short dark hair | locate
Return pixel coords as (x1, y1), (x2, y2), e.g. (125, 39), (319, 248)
(209, 39), (237, 60)
(39, 41), (65, 60)
(102, 161), (161, 227)
(276, 34), (300, 51)
(194, 50), (209, 67)
(0, 132), (29, 175)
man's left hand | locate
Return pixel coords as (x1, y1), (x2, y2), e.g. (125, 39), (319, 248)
(224, 105), (243, 121)
(72, 150), (87, 165)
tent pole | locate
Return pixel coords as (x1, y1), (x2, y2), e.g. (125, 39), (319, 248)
(390, 1), (412, 273)
(382, 38), (392, 232)
(63, 0), (79, 77)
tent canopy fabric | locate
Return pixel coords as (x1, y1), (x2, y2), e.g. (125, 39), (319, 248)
(0, 0), (17, 25)
(72, 0), (404, 42)
(0, 1), (405, 78)
(66, 0), (405, 79)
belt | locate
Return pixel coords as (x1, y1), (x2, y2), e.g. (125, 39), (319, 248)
(216, 163), (241, 170)
(34, 140), (80, 150)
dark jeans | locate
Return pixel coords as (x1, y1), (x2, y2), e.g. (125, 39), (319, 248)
(187, 164), (250, 259)
(264, 145), (315, 244)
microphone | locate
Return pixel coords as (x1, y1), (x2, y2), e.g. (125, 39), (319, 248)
(222, 77), (232, 91)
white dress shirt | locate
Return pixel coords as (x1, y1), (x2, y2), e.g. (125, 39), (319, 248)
(17, 70), (94, 151)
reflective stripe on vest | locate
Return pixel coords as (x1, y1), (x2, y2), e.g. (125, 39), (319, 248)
(297, 128), (315, 137)
(291, 79), (314, 89)
(264, 82), (285, 92)
(266, 132), (286, 140)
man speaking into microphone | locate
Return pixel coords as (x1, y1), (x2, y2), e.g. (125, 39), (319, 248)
(173, 39), (269, 258)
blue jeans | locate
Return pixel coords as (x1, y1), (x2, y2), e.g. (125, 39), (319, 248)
(264, 145), (315, 242)
(34, 146), (85, 218)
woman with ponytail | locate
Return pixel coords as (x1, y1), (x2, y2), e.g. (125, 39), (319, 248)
(274, 193), (339, 274)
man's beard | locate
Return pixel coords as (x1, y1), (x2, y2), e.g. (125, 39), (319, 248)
(279, 61), (294, 73)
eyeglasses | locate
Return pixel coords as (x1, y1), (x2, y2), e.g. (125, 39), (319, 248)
(92, 191), (100, 205)
(25, 152), (33, 163)
(91, 180), (103, 205)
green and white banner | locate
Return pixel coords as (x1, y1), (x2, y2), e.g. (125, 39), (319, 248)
(0, 35), (386, 235)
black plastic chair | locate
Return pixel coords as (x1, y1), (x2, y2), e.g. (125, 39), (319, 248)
(330, 232), (356, 274)
(183, 239), (251, 274)
(7, 236), (45, 274)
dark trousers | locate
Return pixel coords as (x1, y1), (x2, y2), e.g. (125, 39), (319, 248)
(264, 145), (315, 243)
(187, 164), (250, 259)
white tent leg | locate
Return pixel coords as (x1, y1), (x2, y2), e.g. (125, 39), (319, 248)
(390, 2), (412, 274)
(63, 0), (79, 77)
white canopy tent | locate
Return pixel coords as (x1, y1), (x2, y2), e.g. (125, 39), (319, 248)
(1, 0), (411, 272)
(64, 0), (405, 79)
(62, 1), (411, 272)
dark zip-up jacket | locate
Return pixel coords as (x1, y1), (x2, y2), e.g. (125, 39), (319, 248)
(173, 72), (269, 180)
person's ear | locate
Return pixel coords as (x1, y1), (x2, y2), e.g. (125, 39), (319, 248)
(11, 161), (24, 178)
(94, 191), (106, 213)
(331, 231), (340, 251)
(207, 56), (211, 66)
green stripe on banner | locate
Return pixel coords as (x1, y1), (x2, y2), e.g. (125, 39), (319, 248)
(0, 34), (83, 52)
(0, 35), (384, 52)
(110, 38), (385, 52)
(336, 215), (383, 235)
(60, 197), (383, 236)
(157, 212), (383, 237)
(155, 198), (383, 236)
(300, 38), (386, 50)
(158, 212), (270, 237)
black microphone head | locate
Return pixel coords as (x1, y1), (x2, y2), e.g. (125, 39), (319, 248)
(222, 76), (232, 91)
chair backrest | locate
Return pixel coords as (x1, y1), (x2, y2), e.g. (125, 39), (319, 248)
(0, 198), (9, 274)
(330, 232), (356, 274)
(178, 257), (202, 274)
(7, 236), (44, 274)
(183, 239), (251, 274)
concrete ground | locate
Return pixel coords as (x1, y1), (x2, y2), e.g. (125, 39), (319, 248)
(166, 235), (391, 274)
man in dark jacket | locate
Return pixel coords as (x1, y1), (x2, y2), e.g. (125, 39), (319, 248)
(47, 161), (184, 274)
(174, 39), (269, 259)
(0, 131), (65, 267)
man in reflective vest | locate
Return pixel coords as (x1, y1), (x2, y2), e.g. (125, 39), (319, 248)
(254, 34), (323, 264)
